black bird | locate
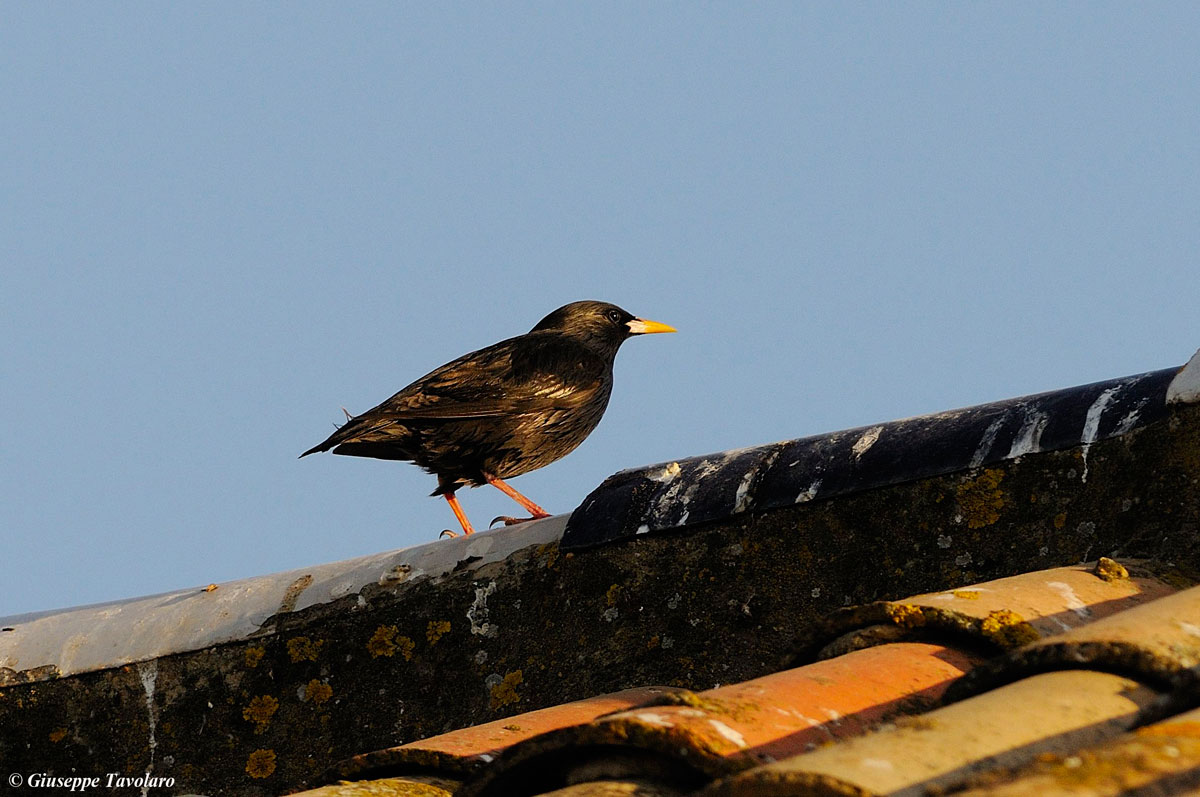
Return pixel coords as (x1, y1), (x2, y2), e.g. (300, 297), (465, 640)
(301, 301), (675, 536)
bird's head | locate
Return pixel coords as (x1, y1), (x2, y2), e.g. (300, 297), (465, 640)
(531, 301), (675, 353)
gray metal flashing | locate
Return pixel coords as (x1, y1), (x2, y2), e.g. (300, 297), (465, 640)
(564, 364), (1187, 550)
(0, 515), (566, 683)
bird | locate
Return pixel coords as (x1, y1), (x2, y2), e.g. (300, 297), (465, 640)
(301, 300), (675, 537)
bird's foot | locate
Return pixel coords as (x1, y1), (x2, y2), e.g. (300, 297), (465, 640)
(489, 515), (544, 528)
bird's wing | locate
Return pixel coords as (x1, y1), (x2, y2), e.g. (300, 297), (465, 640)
(301, 333), (609, 456)
(368, 334), (607, 421)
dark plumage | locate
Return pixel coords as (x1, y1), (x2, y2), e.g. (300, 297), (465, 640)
(301, 301), (675, 536)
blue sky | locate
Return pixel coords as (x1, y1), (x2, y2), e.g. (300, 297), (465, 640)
(3, 4), (1197, 617)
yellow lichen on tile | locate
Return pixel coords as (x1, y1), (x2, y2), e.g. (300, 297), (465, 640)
(538, 542), (560, 570)
(48, 727), (67, 743)
(1137, 721), (1200, 738)
(426, 620), (451, 646)
(490, 670), (523, 710)
(245, 748), (277, 779)
(243, 695), (279, 733)
(1094, 557), (1129, 583)
(980, 608), (1040, 648)
(952, 590), (981, 600)
(304, 679), (333, 706)
(244, 646), (265, 668)
(367, 625), (414, 660)
(606, 584), (621, 607)
(367, 625), (397, 657)
(887, 603), (928, 628)
(957, 468), (1007, 528)
(287, 637), (323, 663)
(1054, 512), (1068, 529)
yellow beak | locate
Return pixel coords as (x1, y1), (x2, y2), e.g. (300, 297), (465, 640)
(627, 318), (677, 335)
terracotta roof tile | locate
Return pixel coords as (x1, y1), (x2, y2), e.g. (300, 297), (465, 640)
(456, 641), (982, 796)
(294, 774), (458, 796)
(701, 670), (1162, 797)
(795, 558), (1178, 661)
(336, 687), (686, 779)
(956, 705), (1200, 796)
(949, 582), (1200, 700)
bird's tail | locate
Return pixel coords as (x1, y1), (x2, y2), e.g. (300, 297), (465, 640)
(299, 412), (362, 458)
(300, 412), (410, 459)
(298, 441), (330, 458)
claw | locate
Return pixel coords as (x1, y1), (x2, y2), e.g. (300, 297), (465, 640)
(439, 529), (458, 539)
(491, 515), (540, 528)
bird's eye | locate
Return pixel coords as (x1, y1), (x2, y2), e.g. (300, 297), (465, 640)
(607, 309), (622, 323)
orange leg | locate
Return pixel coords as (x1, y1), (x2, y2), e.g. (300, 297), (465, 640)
(486, 475), (551, 526)
(443, 492), (475, 536)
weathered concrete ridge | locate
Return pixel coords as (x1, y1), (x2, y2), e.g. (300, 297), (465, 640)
(0, 517), (567, 685)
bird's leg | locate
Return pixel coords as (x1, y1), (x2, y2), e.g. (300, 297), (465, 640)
(486, 475), (551, 527)
(443, 492), (475, 536)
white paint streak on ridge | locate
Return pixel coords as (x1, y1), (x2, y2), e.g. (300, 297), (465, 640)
(733, 469), (757, 514)
(1168, 349), (1200, 404)
(1080, 386), (1120, 483)
(970, 415), (1006, 468)
(1114, 408), (1143, 436)
(137, 659), (159, 797)
(648, 461), (689, 526)
(709, 719), (748, 748)
(732, 448), (780, 515)
(1178, 621), (1200, 638)
(1007, 409), (1049, 459)
(796, 479), (823, 503)
(1046, 581), (1091, 621)
(468, 581), (499, 638)
(650, 462), (682, 483)
(852, 426), (883, 460)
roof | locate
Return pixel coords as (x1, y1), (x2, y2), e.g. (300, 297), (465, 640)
(291, 561), (1199, 796)
(1, 349), (1198, 796)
